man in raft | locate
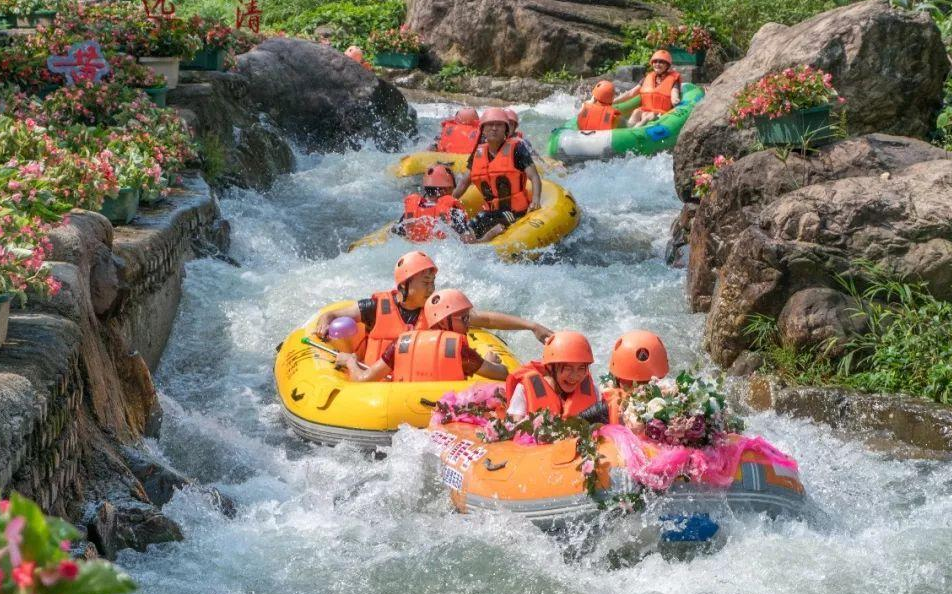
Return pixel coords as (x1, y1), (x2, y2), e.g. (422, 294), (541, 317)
(452, 108), (543, 242)
(577, 80), (622, 131)
(392, 164), (469, 242)
(614, 50), (682, 128)
(335, 289), (509, 382)
(429, 108), (481, 154)
(505, 331), (599, 419)
(312, 251), (552, 364)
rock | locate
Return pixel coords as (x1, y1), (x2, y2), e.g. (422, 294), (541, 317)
(666, 203), (697, 268)
(122, 446), (237, 517)
(727, 350), (765, 377)
(686, 134), (948, 312)
(672, 0), (949, 200)
(88, 500), (183, 560)
(705, 158), (952, 367)
(407, 0), (674, 77)
(237, 38), (416, 152)
(776, 288), (866, 354)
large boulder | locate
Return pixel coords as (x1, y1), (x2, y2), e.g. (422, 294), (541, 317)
(406, 0), (673, 77)
(237, 37), (416, 152)
(672, 0), (948, 201)
(776, 287), (866, 354)
(705, 158), (952, 367)
(686, 134), (949, 312)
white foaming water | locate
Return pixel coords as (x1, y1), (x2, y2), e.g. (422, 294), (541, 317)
(119, 96), (952, 593)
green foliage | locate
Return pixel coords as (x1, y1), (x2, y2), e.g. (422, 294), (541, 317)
(744, 262), (952, 404)
(432, 60), (484, 93)
(539, 66), (579, 84)
(199, 132), (226, 183)
(598, 22), (655, 74)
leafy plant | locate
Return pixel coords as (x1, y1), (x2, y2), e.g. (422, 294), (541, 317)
(366, 25), (422, 54)
(730, 65), (844, 125)
(692, 154), (734, 199)
(645, 22), (714, 52)
(539, 66), (578, 84)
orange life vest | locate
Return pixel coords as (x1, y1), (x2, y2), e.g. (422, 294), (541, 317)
(391, 330), (466, 382)
(577, 102), (620, 131)
(401, 193), (464, 242)
(363, 290), (425, 364)
(505, 360), (597, 419)
(640, 71), (682, 114)
(601, 387), (626, 425)
(470, 137), (530, 213)
(436, 120), (481, 154)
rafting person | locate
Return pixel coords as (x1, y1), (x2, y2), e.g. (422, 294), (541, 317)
(577, 330), (670, 424)
(430, 108), (481, 154)
(505, 331), (599, 419)
(313, 251), (553, 364)
(336, 289), (509, 382)
(452, 108), (543, 242)
(344, 45), (373, 70)
(614, 50), (682, 127)
(392, 165), (469, 242)
(577, 80), (622, 131)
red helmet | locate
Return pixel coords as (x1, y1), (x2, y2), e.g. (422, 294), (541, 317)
(650, 50), (672, 66)
(592, 80), (615, 105)
(480, 107), (511, 133)
(345, 46), (364, 61)
(503, 108), (519, 128)
(394, 251), (437, 285)
(542, 331), (594, 365)
(455, 108), (479, 125)
(424, 289), (473, 327)
(423, 164), (456, 189)
(609, 331), (669, 382)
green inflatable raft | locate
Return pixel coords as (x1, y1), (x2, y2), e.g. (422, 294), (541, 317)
(546, 82), (704, 163)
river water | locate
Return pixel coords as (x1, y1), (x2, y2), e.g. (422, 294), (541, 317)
(119, 94), (952, 593)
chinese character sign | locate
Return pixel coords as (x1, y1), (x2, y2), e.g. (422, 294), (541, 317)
(142, 0), (176, 19)
(47, 41), (110, 86)
(235, 0), (262, 34)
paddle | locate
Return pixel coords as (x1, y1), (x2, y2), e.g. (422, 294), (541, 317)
(300, 337), (369, 370)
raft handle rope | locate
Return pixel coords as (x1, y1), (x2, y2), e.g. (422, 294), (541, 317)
(484, 458), (507, 471)
(300, 337), (369, 370)
(419, 398), (438, 408)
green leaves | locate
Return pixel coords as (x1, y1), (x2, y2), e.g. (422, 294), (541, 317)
(68, 562), (138, 594)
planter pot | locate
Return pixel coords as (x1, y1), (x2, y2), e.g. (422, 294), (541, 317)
(143, 85), (168, 107)
(98, 187), (140, 225)
(139, 56), (180, 89)
(15, 16), (30, 27)
(373, 52), (420, 69)
(181, 47), (225, 71)
(140, 185), (166, 206)
(29, 10), (55, 27)
(0, 14), (13, 29)
(753, 104), (835, 148)
(667, 45), (705, 67)
(0, 293), (10, 349)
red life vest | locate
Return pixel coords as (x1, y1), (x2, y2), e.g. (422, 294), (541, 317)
(363, 290), (425, 364)
(640, 71), (682, 114)
(401, 193), (465, 242)
(470, 137), (530, 213)
(391, 330), (466, 382)
(436, 120), (481, 154)
(601, 387), (625, 425)
(577, 102), (620, 131)
(505, 360), (597, 419)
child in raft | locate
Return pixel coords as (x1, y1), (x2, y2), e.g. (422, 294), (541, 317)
(582, 330), (670, 424)
(391, 164), (470, 243)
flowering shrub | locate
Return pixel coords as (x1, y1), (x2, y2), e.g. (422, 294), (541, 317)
(729, 65), (844, 126)
(125, 15), (201, 58)
(108, 54), (166, 89)
(619, 372), (744, 448)
(692, 154), (734, 200)
(0, 215), (60, 305)
(0, 0), (61, 17)
(188, 15), (235, 51)
(0, 492), (136, 593)
(645, 23), (714, 53)
(366, 25), (423, 54)
(0, 41), (64, 91)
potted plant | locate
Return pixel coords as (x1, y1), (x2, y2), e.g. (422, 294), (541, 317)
(730, 65), (845, 147)
(130, 16), (201, 89)
(182, 16), (233, 71)
(109, 54), (168, 106)
(0, 213), (60, 347)
(368, 25), (423, 69)
(646, 23), (714, 67)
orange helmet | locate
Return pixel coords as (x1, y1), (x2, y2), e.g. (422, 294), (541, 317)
(650, 50), (672, 65)
(424, 289), (473, 327)
(480, 107), (511, 133)
(609, 330), (669, 382)
(592, 80), (615, 105)
(423, 164), (455, 189)
(394, 251), (437, 285)
(455, 108), (479, 125)
(345, 46), (364, 61)
(542, 331), (594, 365)
(503, 108), (519, 128)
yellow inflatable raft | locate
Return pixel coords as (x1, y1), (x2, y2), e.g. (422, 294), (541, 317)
(391, 151), (565, 178)
(274, 302), (521, 448)
(348, 179), (580, 260)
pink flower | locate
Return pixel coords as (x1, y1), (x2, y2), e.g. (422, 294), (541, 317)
(1, 515), (26, 566)
(580, 459), (595, 475)
(12, 561), (35, 588)
(532, 415), (545, 431)
(58, 560), (79, 581)
(513, 432), (537, 445)
(60, 539), (72, 552)
(0, 500), (8, 513)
